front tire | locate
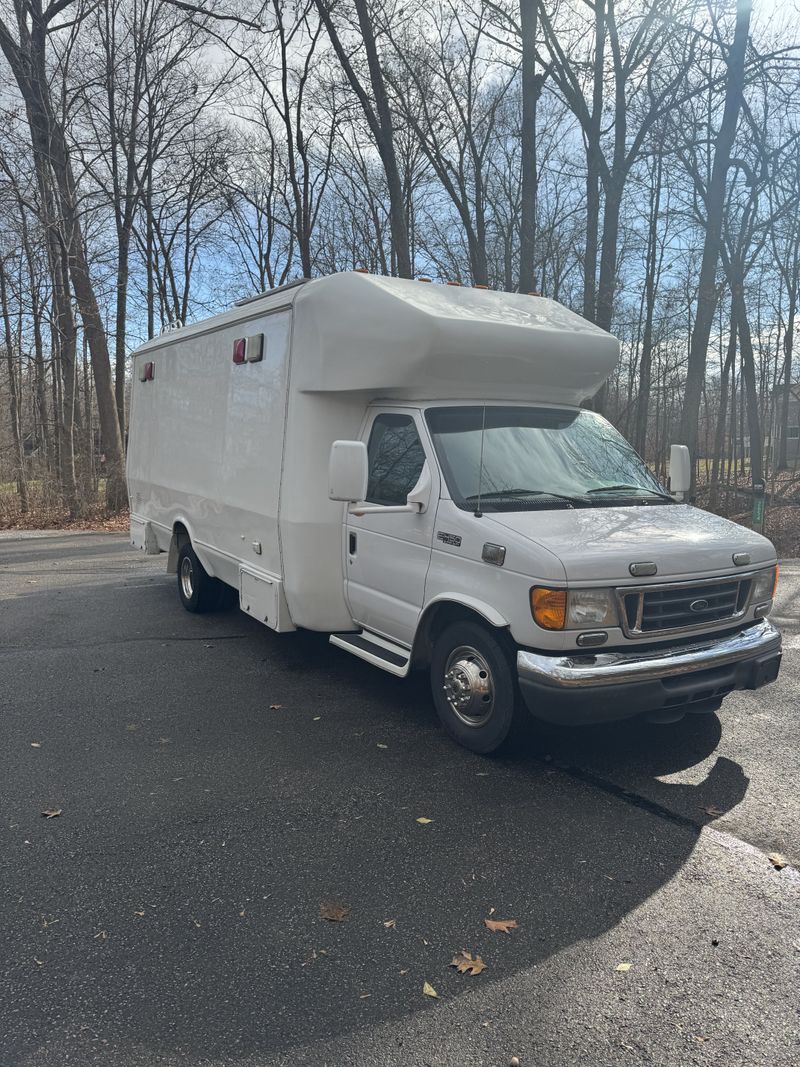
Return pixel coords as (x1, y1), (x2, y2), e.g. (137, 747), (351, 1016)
(177, 541), (226, 613)
(430, 621), (522, 754)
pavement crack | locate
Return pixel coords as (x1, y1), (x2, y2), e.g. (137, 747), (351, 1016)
(0, 633), (251, 654)
(546, 757), (799, 877)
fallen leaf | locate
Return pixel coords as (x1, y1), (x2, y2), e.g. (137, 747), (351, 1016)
(615, 962), (633, 972)
(269, 704), (283, 710)
(239, 910), (246, 917)
(94, 931), (108, 940)
(484, 918), (518, 934)
(376, 743), (388, 749)
(320, 901), (350, 922)
(313, 716), (321, 721)
(133, 910), (145, 918)
(192, 919), (201, 928)
(450, 950), (487, 976)
(359, 993), (371, 999)
(416, 817), (433, 825)
(34, 958), (44, 966)
(383, 918), (397, 928)
(399, 968), (409, 975)
(422, 981), (439, 998)
(703, 805), (725, 817)
(768, 852), (788, 870)
(31, 742), (41, 748)
(41, 809), (62, 819)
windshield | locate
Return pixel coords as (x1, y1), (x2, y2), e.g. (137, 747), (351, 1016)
(425, 405), (670, 511)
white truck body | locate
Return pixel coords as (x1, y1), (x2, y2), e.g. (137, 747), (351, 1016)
(127, 272), (781, 751)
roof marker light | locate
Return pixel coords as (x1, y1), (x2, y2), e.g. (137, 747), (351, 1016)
(418, 276), (432, 283)
(354, 267), (369, 273)
(473, 284), (489, 290)
(446, 280), (461, 286)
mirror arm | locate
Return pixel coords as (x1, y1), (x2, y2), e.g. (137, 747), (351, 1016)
(348, 502), (423, 517)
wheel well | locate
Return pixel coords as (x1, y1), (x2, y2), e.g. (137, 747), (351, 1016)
(411, 602), (508, 669)
(167, 522), (191, 574)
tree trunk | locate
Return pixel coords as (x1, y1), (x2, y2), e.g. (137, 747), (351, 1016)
(678, 0), (751, 486)
(0, 257), (28, 512)
(518, 0), (538, 293)
(709, 312), (736, 511)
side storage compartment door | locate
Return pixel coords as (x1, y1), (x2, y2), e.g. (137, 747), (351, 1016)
(239, 568), (295, 632)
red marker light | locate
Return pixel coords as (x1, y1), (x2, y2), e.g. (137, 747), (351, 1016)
(233, 338), (246, 364)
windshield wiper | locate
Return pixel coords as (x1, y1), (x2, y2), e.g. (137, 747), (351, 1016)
(587, 484), (673, 501)
(465, 489), (578, 505)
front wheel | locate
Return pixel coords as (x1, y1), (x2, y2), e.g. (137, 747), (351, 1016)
(177, 541), (227, 613)
(430, 621), (522, 754)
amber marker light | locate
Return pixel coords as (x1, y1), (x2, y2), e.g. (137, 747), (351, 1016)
(773, 564), (780, 597)
(531, 587), (567, 630)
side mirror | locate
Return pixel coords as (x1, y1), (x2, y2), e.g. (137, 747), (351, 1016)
(329, 440), (368, 502)
(669, 444), (691, 499)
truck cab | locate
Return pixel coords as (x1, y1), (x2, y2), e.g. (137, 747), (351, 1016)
(328, 399), (781, 753)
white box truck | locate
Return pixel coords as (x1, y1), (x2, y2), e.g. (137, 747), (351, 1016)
(127, 272), (782, 752)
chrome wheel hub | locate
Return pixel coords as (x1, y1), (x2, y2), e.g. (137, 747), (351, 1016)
(180, 556), (194, 599)
(442, 645), (495, 727)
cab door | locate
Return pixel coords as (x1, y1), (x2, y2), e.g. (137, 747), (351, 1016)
(344, 410), (438, 646)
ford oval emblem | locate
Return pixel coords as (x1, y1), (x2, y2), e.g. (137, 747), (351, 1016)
(689, 598), (709, 612)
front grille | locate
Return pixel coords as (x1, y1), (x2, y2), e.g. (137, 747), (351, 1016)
(618, 577), (752, 637)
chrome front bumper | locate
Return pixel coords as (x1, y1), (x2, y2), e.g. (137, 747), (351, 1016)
(517, 618), (782, 690)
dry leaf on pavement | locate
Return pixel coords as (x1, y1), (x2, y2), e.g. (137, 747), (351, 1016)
(703, 805), (725, 816)
(383, 918), (397, 928)
(768, 852), (788, 870)
(269, 704), (283, 710)
(416, 817), (433, 824)
(320, 901), (351, 922)
(484, 918), (518, 934)
(450, 950), (486, 976)
(41, 809), (62, 819)
(615, 962), (633, 972)
(422, 981), (439, 998)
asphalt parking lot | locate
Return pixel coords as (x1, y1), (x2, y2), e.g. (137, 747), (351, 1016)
(1, 531), (799, 1067)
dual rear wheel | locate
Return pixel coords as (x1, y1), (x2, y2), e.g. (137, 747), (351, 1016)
(177, 542), (231, 613)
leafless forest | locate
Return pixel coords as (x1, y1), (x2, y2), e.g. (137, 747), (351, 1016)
(0, 0), (799, 541)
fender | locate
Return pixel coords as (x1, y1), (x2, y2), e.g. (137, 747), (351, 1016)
(166, 517), (196, 574)
(419, 593), (509, 630)
(411, 593), (510, 668)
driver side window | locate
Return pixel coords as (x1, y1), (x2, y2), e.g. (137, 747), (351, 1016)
(366, 414), (426, 506)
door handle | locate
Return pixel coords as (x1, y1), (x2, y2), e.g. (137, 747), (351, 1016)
(349, 532), (357, 556)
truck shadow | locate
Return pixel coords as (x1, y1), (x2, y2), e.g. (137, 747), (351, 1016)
(4, 594), (750, 1065)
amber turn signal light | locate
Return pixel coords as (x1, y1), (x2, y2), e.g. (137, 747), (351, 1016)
(531, 587), (567, 630)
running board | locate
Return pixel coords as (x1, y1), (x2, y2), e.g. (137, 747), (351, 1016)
(330, 631), (411, 677)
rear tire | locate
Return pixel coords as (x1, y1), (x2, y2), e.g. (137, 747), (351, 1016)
(430, 621), (522, 754)
(177, 541), (226, 613)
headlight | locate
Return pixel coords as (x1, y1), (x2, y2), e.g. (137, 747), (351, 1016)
(750, 565), (778, 605)
(531, 587), (618, 630)
(567, 588), (618, 627)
